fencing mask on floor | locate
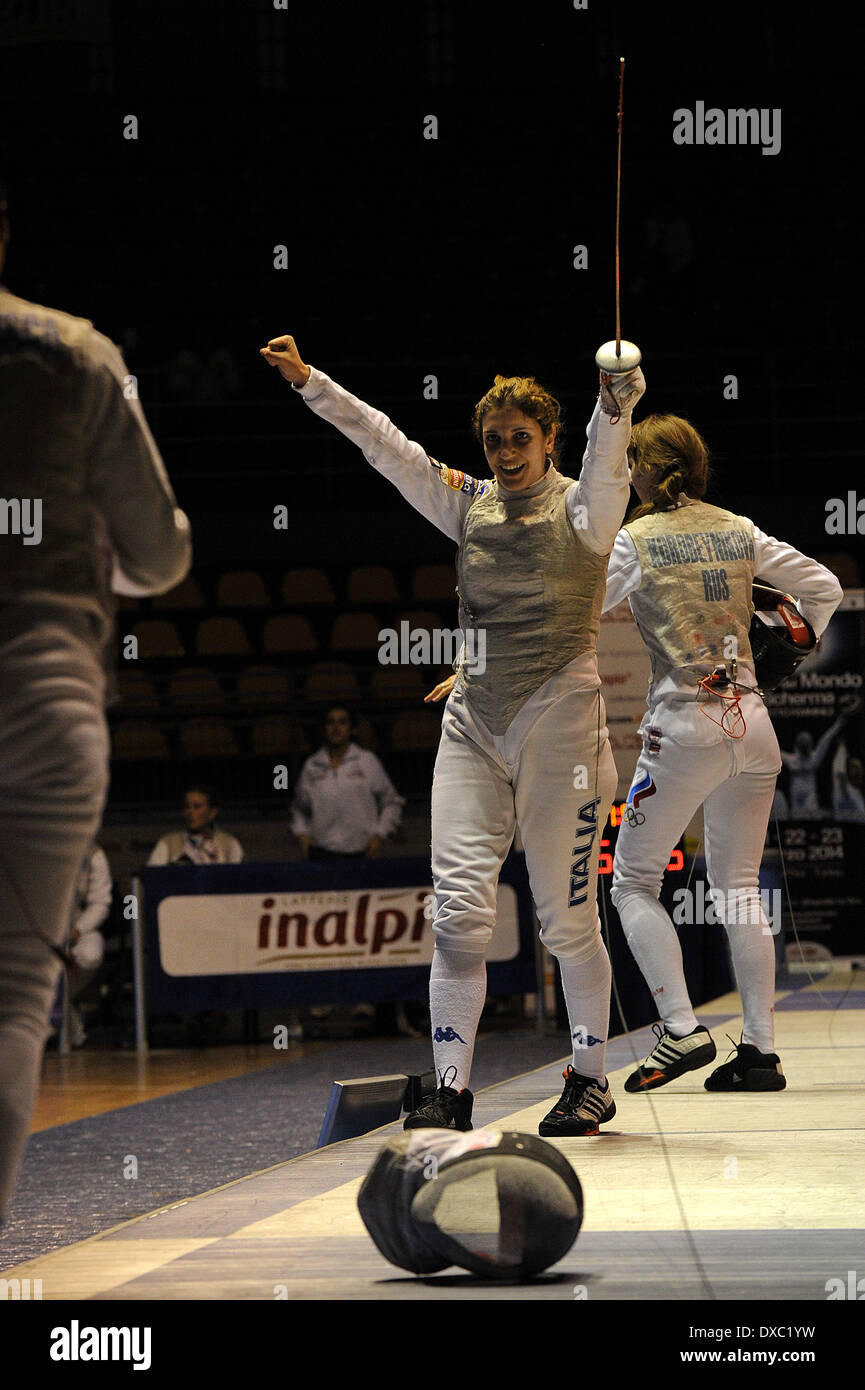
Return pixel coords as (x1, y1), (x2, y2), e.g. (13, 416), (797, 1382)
(357, 1128), (583, 1279)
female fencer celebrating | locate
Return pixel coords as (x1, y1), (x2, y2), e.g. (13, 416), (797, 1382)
(261, 333), (645, 1134)
(604, 415), (843, 1092)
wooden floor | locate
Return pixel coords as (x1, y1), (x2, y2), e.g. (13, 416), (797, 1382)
(31, 1045), (306, 1132)
(5, 969), (864, 1300)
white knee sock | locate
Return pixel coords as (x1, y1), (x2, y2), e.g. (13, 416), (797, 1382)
(616, 889), (699, 1038)
(429, 947), (486, 1090)
(556, 936), (612, 1082)
(720, 893), (777, 1053)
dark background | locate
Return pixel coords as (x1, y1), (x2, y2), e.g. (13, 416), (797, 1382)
(1, 0), (861, 812)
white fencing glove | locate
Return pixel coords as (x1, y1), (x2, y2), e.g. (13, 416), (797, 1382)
(599, 364), (646, 420)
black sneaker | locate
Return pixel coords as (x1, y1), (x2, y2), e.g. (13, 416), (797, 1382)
(404, 1067), (473, 1131)
(538, 1067), (616, 1137)
(624, 1023), (717, 1093)
(704, 1040), (786, 1092)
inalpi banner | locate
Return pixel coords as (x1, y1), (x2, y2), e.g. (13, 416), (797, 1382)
(141, 854), (536, 1008)
(157, 882), (519, 975)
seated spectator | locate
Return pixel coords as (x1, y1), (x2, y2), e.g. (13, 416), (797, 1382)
(149, 786), (245, 865)
(147, 787), (243, 1047)
(291, 707), (404, 859)
(55, 841), (113, 1047)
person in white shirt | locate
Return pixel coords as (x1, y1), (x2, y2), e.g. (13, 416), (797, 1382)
(291, 707), (404, 859)
(65, 842), (113, 1046)
(148, 786), (245, 865)
(602, 413), (843, 1094)
(262, 331), (645, 1136)
(69, 843), (112, 971)
(49, 840), (114, 1048)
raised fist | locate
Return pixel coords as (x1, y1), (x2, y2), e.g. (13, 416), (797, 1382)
(260, 335), (311, 387)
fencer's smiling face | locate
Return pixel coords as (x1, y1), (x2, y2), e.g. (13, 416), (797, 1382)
(481, 407), (553, 491)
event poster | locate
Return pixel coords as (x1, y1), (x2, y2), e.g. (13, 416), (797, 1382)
(763, 591), (864, 956)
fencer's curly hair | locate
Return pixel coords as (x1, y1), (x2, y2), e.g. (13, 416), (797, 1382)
(471, 375), (565, 467)
(627, 414), (710, 520)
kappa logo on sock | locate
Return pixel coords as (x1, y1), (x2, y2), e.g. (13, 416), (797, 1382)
(572, 1028), (605, 1047)
(433, 1026), (467, 1044)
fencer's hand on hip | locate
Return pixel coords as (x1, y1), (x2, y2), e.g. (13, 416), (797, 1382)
(424, 674), (457, 704)
(260, 335), (311, 387)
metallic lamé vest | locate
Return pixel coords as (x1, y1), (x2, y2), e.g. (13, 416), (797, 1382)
(0, 290), (114, 635)
(455, 468), (609, 734)
(625, 497), (756, 682)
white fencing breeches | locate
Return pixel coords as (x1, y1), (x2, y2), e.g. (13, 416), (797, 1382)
(0, 614), (109, 1219)
(611, 690), (782, 1050)
(431, 676), (617, 963)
